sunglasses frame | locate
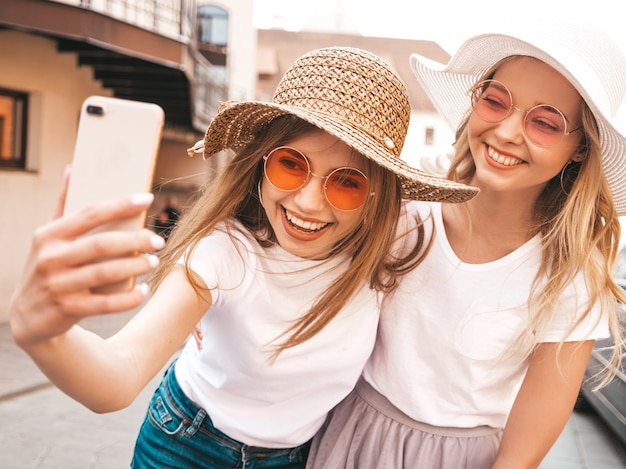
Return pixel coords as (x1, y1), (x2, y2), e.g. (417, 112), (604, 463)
(262, 146), (372, 212)
(469, 79), (582, 147)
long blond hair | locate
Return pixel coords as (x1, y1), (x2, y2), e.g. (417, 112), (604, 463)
(448, 58), (625, 384)
(151, 115), (427, 356)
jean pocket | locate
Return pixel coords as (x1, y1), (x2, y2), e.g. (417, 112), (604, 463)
(147, 395), (186, 436)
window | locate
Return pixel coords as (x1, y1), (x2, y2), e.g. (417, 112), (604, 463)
(196, 5), (228, 70)
(197, 5), (228, 47)
(0, 89), (28, 169)
(425, 127), (434, 146)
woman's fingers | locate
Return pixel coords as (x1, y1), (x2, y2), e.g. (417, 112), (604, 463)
(10, 282), (150, 346)
(35, 228), (164, 273)
(41, 250), (160, 296)
(51, 166), (72, 220)
(42, 192), (155, 242)
(49, 282), (151, 317)
(9, 190), (165, 347)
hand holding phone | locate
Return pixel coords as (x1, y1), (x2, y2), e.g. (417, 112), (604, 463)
(64, 96), (165, 292)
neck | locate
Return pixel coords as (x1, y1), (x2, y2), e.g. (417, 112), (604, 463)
(442, 188), (537, 263)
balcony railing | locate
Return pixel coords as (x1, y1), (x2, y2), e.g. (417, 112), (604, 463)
(192, 50), (228, 131)
(50, 0), (194, 42)
(1, 0), (229, 131)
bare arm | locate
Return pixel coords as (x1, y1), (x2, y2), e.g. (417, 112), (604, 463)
(14, 266), (210, 413)
(492, 340), (594, 469)
(9, 174), (211, 412)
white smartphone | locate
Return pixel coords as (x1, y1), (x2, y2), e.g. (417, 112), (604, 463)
(64, 95), (165, 292)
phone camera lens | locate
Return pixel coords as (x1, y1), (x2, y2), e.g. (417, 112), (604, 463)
(86, 105), (104, 116)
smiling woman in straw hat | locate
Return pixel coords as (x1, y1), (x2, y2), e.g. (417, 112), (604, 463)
(9, 46), (475, 468)
(307, 22), (626, 469)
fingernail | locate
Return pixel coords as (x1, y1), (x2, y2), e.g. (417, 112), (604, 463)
(146, 254), (160, 267)
(131, 193), (154, 205)
(151, 235), (166, 250)
(136, 282), (150, 296)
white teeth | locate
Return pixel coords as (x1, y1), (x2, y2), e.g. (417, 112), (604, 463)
(285, 209), (329, 231)
(487, 146), (523, 166)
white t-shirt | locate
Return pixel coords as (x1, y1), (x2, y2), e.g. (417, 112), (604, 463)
(174, 222), (380, 447)
(363, 201), (610, 429)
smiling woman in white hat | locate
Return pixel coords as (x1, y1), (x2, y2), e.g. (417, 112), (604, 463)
(307, 22), (626, 469)
(9, 46), (477, 469)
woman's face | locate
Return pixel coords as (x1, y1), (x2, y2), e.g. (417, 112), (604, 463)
(467, 57), (584, 200)
(260, 131), (368, 259)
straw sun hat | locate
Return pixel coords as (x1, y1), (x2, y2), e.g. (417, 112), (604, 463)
(194, 46), (478, 204)
(409, 21), (626, 215)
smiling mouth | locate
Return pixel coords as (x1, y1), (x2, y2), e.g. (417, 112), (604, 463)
(487, 146), (524, 166)
(284, 208), (331, 232)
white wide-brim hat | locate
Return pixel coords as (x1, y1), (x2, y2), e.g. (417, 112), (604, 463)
(197, 46), (478, 204)
(410, 21), (626, 215)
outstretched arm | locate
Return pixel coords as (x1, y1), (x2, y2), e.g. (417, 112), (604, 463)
(12, 265), (210, 413)
(9, 174), (210, 412)
(492, 340), (594, 469)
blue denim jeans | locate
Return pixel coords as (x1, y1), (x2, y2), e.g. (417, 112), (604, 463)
(131, 364), (311, 468)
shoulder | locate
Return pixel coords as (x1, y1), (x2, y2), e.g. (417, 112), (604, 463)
(174, 222), (277, 302)
(193, 223), (272, 268)
(183, 221), (261, 276)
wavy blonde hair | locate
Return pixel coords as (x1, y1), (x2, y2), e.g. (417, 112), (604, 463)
(448, 57), (625, 385)
(150, 115), (428, 357)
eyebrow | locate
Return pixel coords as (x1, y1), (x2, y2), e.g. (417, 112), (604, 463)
(285, 146), (365, 174)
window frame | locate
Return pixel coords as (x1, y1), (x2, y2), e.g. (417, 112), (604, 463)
(197, 4), (228, 47)
(0, 88), (28, 170)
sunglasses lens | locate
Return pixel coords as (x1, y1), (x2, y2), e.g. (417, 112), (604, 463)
(524, 106), (567, 147)
(471, 80), (569, 147)
(471, 80), (511, 122)
(325, 168), (369, 211)
(264, 147), (309, 191)
(264, 146), (369, 211)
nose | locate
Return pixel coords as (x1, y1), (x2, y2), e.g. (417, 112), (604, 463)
(494, 107), (526, 145)
(293, 174), (327, 212)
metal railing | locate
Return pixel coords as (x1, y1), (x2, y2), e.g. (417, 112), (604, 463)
(192, 51), (228, 130)
(47, 0), (229, 131)
(50, 0), (195, 40)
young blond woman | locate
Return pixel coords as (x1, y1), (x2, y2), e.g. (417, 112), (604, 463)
(8, 47), (475, 468)
(307, 23), (626, 469)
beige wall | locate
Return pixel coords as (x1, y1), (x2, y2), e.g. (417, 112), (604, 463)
(0, 30), (206, 322)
